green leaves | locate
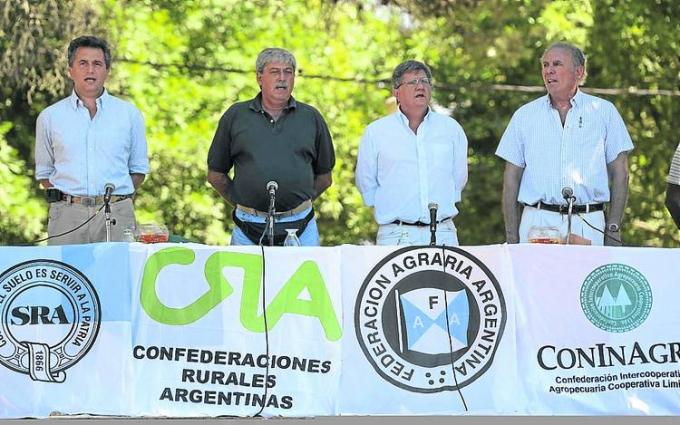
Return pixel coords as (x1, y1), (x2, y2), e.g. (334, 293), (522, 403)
(0, 122), (45, 244)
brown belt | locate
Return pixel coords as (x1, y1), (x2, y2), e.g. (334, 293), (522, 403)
(236, 199), (312, 219)
(61, 194), (133, 206)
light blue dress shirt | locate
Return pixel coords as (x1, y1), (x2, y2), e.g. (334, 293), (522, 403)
(35, 90), (149, 196)
(495, 90), (633, 205)
(356, 107), (468, 225)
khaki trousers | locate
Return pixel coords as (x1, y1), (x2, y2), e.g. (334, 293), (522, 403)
(47, 198), (136, 245)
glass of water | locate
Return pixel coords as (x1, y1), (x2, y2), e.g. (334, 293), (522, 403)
(283, 229), (301, 247)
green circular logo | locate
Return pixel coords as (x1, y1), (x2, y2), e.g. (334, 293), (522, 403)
(580, 263), (652, 333)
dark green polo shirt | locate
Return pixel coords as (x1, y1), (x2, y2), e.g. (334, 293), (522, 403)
(208, 93), (335, 211)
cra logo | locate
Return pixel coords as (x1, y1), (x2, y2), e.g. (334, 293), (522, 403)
(0, 260), (100, 383)
(355, 246), (506, 393)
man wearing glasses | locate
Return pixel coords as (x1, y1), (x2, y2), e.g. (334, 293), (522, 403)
(356, 60), (469, 245)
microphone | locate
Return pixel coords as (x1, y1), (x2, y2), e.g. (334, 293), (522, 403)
(266, 181), (278, 196)
(104, 183), (115, 204)
(428, 202), (438, 246)
(561, 186), (575, 201)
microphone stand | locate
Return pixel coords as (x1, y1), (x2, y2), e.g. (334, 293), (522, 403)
(104, 198), (113, 242)
(428, 203), (438, 246)
(566, 196), (574, 245)
(430, 221), (437, 246)
(267, 190), (276, 247)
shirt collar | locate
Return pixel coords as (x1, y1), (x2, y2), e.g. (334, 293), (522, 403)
(69, 89), (109, 110)
(248, 92), (297, 113)
(545, 88), (583, 110)
(396, 105), (431, 126)
(571, 89), (584, 107)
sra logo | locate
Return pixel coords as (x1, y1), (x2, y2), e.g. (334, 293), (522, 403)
(0, 260), (101, 383)
(355, 246), (506, 393)
(10, 305), (69, 325)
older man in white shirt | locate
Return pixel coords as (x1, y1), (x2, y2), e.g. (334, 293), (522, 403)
(356, 60), (468, 246)
(496, 42), (633, 246)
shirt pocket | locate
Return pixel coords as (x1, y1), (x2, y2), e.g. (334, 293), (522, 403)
(574, 116), (606, 159)
(427, 137), (454, 176)
(98, 124), (132, 162)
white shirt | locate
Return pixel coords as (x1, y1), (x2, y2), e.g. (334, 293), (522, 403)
(495, 90), (633, 205)
(35, 90), (149, 196)
(667, 142), (680, 185)
(356, 107), (468, 225)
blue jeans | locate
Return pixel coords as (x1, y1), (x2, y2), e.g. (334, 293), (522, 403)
(230, 207), (320, 246)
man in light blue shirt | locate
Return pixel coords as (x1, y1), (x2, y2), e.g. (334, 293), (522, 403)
(496, 42), (633, 246)
(356, 60), (468, 246)
(35, 36), (149, 245)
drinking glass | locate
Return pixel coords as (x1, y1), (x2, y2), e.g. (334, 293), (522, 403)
(283, 229), (301, 247)
(527, 226), (561, 244)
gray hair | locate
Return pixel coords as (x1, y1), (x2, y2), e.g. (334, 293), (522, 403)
(392, 60), (432, 89)
(256, 48), (296, 73)
(543, 42), (587, 82)
(68, 36), (112, 69)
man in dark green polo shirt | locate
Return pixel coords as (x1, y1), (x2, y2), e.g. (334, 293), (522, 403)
(207, 47), (335, 246)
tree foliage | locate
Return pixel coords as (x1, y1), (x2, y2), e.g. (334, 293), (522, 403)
(0, 0), (100, 244)
(0, 0), (678, 247)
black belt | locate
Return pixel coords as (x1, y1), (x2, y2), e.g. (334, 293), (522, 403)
(525, 202), (604, 214)
(392, 217), (452, 227)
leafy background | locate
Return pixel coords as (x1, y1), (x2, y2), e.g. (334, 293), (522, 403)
(1, 0), (678, 246)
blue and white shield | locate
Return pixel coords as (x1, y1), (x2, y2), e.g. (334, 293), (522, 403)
(397, 287), (469, 355)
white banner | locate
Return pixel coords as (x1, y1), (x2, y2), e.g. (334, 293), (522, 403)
(128, 244), (342, 417)
(0, 243), (678, 418)
(510, 244), (680, 415)
(338, 245), (520, 415)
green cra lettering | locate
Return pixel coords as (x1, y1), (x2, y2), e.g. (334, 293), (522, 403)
(140, 247), (341, 341)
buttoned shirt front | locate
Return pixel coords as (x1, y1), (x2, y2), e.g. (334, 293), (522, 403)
(356, 107), (468, 225)
(35, 90), (149, 196)
(207, 94), (335, 212)
(495, 90), (633, 205)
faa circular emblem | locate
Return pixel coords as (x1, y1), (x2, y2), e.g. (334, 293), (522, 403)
(580, 263), (652, 333)
(355, 246), (506, 392)
(0, 260), (101, 383)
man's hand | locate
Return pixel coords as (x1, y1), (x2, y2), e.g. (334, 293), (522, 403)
(207, 169), (235, 206)
(502, 162), (524, 244)
(313, 172), (332, 200)
(606, 152), (629, 232)
(130, 173), (145, 190)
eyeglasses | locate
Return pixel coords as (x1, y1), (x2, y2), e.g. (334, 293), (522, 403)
(397, 77), (431, 88)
